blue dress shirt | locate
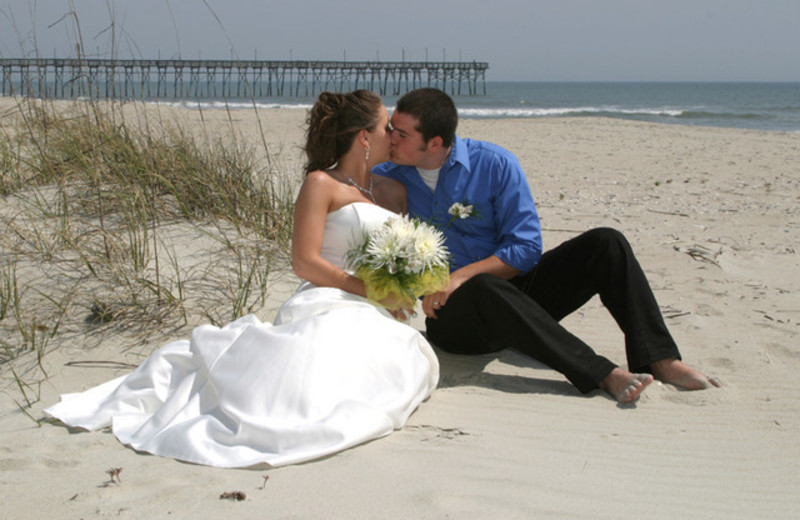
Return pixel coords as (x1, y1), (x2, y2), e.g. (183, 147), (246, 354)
(374, 136), (542, 273)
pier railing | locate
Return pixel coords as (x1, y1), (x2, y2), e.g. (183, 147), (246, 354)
(0, 58), (488, 99)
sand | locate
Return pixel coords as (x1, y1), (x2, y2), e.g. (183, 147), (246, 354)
(1, 100), (799, 519)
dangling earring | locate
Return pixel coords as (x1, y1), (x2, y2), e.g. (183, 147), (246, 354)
(365, 145), (370, 162)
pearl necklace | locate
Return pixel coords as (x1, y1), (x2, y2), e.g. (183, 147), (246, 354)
(346, 175), (376, 203)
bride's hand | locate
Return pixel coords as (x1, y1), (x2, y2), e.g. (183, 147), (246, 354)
(388, 308), (416, 322)
(377, 292), (416, 321)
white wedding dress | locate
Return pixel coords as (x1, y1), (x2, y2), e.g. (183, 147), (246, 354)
(45, 202), (439, 468)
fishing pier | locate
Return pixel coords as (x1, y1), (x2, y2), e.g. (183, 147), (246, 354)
(0, 58), (489, 99)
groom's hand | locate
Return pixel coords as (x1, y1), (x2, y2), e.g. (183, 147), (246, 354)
(421, 293), (443, 319)
(422, 275), (464, 318)
(423, 256), (522, 318)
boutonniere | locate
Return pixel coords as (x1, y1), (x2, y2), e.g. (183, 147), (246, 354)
(448, 201), (479, 224)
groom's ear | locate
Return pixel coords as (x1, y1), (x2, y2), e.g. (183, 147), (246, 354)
(426, 135), (445, 151)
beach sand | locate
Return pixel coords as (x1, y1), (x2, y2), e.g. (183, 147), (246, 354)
(1, 101), (799, 519)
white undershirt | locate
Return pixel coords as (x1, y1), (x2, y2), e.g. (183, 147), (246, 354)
(416, 167), (441, 192)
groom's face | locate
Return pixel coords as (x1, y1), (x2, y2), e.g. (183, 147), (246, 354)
(389, 112), (430, 167)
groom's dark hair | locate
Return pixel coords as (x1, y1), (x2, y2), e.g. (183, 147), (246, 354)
(395, 88), (457, 148)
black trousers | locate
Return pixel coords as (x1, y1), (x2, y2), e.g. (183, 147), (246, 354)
(426, 228), (681, 394)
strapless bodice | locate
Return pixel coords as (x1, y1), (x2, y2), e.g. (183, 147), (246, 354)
(320, 202), (396, 270)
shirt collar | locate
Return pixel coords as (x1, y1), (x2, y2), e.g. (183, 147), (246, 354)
(446, 135), (471, 173)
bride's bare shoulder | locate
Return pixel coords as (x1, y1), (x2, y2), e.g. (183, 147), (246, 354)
(302, 170), (338, 186)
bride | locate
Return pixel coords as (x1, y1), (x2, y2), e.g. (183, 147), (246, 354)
(45, 90), (439, 468)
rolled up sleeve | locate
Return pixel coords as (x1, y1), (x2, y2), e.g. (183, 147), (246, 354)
(490, 153), (542, 272)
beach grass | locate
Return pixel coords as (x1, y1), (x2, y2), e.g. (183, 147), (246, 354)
(0, 95), (297, 402)
(0, 7), (299, 423)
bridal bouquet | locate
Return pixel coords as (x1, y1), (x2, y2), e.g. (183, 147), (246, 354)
(346, 216), (450, 310)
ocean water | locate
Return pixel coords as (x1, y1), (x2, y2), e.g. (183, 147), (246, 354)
(172, 82), (800, 133)
(9, 76), (795, 132)
(455, 82), (800, 132)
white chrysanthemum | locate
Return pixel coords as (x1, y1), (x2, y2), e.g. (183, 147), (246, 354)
(406, 223), (447, 274)
(384, 216), (416, 240)
(365, 226), (402, 273)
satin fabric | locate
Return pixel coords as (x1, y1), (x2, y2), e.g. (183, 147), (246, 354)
(45, 203), (439, 468)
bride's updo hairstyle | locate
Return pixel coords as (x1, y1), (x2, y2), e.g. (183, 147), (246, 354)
(304, 90), (382, 174)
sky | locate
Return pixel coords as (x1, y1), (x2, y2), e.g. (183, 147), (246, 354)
(1, 0), (798, 82)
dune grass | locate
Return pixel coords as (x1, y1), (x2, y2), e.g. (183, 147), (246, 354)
(0, 95), (298, 410)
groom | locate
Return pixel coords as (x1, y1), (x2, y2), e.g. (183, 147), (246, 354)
(373, 88), (717, 403)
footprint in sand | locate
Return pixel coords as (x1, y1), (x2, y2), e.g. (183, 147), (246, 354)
(761, 343), (800, 364)
(406, 424), (472, 443)
(704, 357), (735, 370)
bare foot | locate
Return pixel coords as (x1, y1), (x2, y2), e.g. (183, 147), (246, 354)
(600, 368), (654, 403)
(650, 358), (720, 390)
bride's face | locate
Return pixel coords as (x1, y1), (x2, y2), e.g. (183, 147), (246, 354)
(366, 105), (391, 165)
